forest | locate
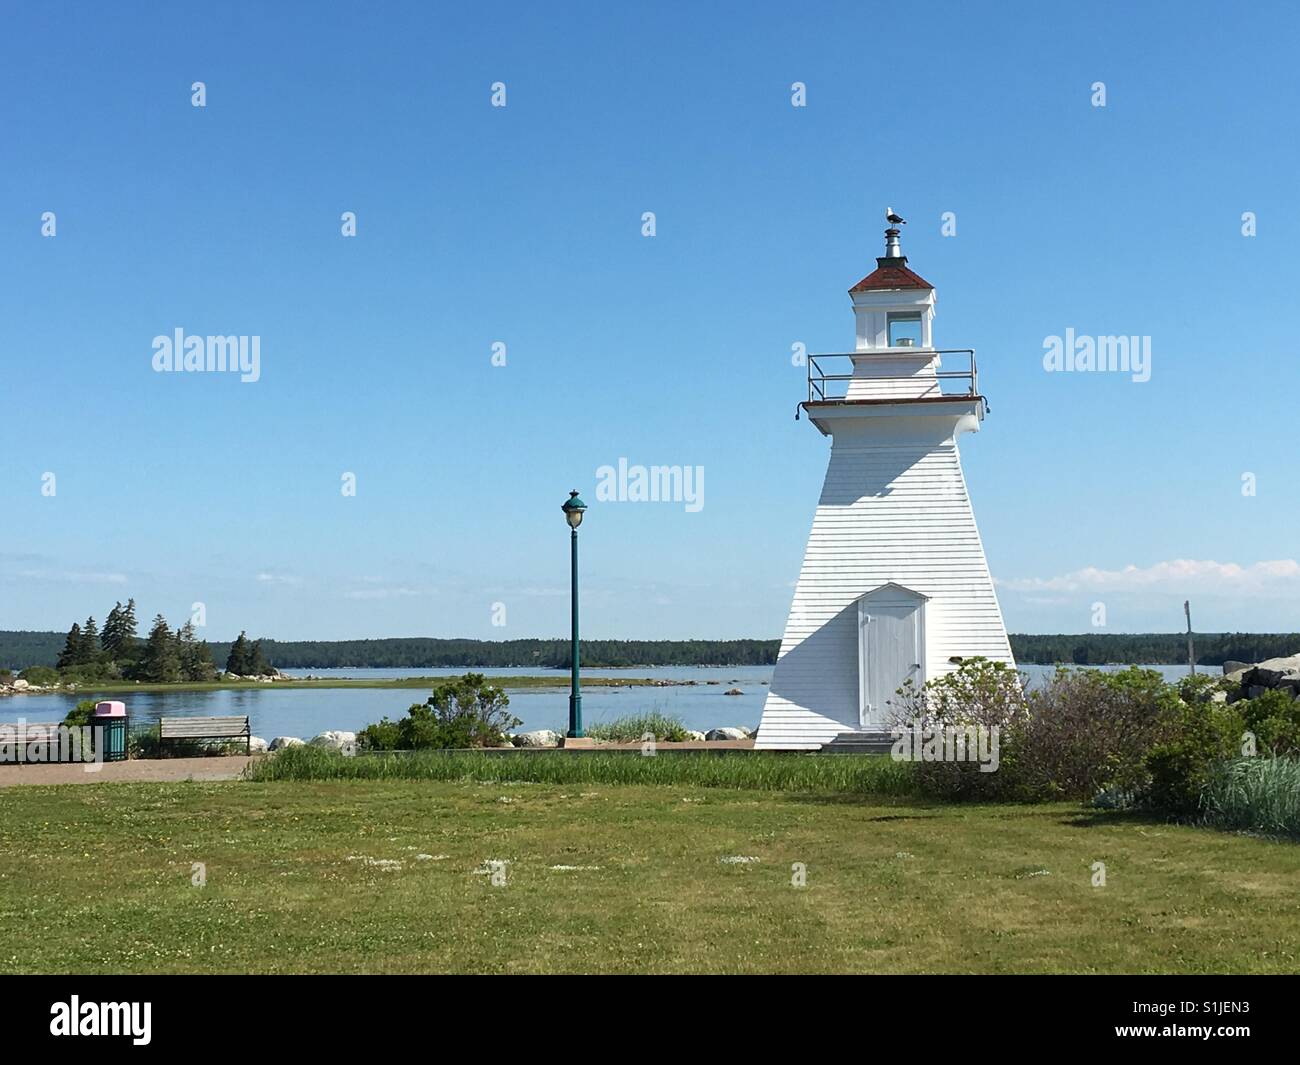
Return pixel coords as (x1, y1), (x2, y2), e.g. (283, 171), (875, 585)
(3, 627), (1297, 673)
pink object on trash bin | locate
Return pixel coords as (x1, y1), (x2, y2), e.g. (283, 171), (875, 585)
(94, 700), (126, 717)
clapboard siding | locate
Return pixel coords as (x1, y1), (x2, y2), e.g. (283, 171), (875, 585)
(755, 427), (1013, 750)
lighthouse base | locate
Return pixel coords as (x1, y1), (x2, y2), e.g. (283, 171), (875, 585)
(754, 432), (1012, 751)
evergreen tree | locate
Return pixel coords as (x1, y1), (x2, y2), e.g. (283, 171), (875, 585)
(56, 623), (83, 669)
(176, 620), (215, 682)
(119, 599), (139, 649)
(102, 602), (127, 660)
(249, 638), (269, 676)
(78, 616), (100, 664)
(225, 631), (252, 675)
(141, 615), (182, 683)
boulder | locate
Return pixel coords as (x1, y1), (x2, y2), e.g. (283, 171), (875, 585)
(1225, 668), (1248, 685)
(310, 730), (357, 755)
(724, 688), (744, 696)
(268, 736), (305, 751)
(685, 730), (706, 741)
(513, 729), (561, 748)
(1242, 655), (1300, 689)
(706, 727), (749, 741)
(12, 679), (29, 691)
(1222, 660), (1250, 675)
(249, 736), (269, 753)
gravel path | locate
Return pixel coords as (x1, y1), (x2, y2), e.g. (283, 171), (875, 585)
(0, 755), (258, 787)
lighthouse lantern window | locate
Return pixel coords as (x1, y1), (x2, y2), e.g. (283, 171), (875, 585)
(887, 312), (922, 348)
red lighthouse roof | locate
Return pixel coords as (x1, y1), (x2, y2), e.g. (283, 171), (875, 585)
(849, 259), (934, 293)
(849, 225), (934, 292)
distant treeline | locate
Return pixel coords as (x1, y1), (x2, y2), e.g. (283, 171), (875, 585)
(0, 634), (779, 671)
(4, 631), (1296, 673)
(1007, 633), (1300, 666)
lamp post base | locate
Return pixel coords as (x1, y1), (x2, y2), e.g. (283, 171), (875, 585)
(567, 693), (583, 739)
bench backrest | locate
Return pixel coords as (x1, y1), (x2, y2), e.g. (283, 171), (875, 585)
(0, 722), (63, 740)
(159, 716), (251, 740)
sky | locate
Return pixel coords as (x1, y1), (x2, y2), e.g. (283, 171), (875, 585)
(2, 1), (1298, 642)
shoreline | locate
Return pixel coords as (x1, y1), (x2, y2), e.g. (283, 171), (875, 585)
(0, 674), (745, 697)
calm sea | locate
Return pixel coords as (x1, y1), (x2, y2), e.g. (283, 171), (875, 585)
(0, 663), (1206, 739)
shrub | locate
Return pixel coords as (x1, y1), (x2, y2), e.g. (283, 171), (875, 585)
(893, 658), (1029, 801)
(357, 672), (520, 751)
(1238, 688), (1300, 756)
(1143, 697), (1244, 816)
(1021, 667), (1184, 801)
(1177, 672), (1227, 703)
(18, 665), (59, 686)
(61, 699), (99, 728)
(899, 662), (1191, 804)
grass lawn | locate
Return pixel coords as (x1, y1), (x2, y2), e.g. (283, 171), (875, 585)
(0, 778), (1296, 974)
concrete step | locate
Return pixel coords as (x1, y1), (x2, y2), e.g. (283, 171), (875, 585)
(817, 730), (895, 755)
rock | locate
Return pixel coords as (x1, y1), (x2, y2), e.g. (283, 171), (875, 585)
(513, 729), (561, 748)
(268, 736), (305, 751)
(685, 730), (706, 741)
(1222, 660), (1250, 675)
(724, 688), (744, 696)
(1209, 690), (1228, 704)
(1243, 655), (1300, 688)
(1225, 668), (1248, 684)
(12, 679), (29, 691)
(249, 736), (269, 753)
(706, 727), (749, 741)
(1246, 685), (1269, 700)
(310, 730), (357, 755)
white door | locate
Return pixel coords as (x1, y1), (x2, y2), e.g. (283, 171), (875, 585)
(859, 592), (924, 728)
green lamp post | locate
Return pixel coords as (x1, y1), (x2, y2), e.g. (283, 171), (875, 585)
(561, 490), (587, 738)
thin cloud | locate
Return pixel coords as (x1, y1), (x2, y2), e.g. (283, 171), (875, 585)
(999, 559), (1300, 596)
(256, 572), (302, 586)
(17, 568), (128, 585)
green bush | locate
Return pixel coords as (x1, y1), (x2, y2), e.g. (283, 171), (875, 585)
(61, 699), (99, 728)
(1143, 698), (1244, 816)
(1177, 672), (1228, 703)
(18, 665), (59, 686)
(892, 658), (1029, 801)
(357, 672), (520, 751)
(1238, 688), (1300, 756)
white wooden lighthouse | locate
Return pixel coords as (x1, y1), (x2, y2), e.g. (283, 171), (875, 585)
(754, 222), (1014, 750)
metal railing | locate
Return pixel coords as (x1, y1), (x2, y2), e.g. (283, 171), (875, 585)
(806, 349), (980, 405)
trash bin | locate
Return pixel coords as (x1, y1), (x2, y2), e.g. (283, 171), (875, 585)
(93, 701), (128, 762)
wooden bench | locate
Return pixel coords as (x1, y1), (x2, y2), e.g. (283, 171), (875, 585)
(0, 721), (61, 763)
(159, 715), (251, 754)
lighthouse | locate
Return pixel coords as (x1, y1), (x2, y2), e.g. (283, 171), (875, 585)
(754, 222), (1014, 750)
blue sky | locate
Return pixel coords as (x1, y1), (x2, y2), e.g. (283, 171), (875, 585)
(2, 1), (1297, 641)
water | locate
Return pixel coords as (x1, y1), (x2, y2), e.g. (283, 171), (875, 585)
(0, 663), (1204, 740)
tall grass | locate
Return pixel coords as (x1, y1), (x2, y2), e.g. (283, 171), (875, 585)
(248, 746), (920, 796)
(584, 712), (690, 743)
(1201, 757), (1300, 836)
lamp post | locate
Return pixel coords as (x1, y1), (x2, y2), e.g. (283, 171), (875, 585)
(561, 490), (587, 738)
